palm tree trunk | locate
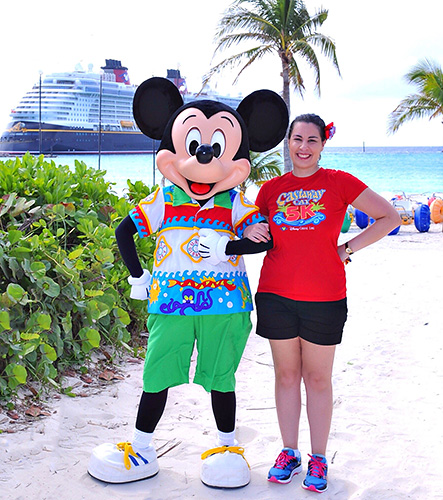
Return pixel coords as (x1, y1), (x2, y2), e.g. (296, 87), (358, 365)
(281, 58), (292, 173)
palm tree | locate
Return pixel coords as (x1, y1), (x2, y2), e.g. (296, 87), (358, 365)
(388, 59), (443, 135)
(239, 149), (283, 193)
(204, 0), (340, 172)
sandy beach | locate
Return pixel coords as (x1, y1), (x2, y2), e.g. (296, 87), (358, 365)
(1, 223), (442, 500)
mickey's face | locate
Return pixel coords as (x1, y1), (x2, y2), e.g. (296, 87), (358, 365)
(156, 107), (250, 200)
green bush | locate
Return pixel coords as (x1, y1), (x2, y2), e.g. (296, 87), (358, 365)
(0, 153), (156, 398)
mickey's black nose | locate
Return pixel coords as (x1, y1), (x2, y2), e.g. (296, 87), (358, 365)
(195, 144), (214, 164)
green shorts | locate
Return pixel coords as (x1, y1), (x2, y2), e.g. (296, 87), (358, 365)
(143, 313), (252, 393)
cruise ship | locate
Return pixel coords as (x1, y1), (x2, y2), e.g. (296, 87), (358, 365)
(0, 60), (242, 155)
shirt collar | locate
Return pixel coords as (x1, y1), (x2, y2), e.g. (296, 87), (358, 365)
(172, 186), (232, 209)
(172, 186), (192, 206)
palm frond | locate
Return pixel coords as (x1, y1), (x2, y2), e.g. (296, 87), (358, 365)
(388, 94), (443, 133)
(239, 149), (283, 192)
(295, 8), (328, 35)
(215, 6), (278, 39)
(388, 59), (443, 134)
(305, 33), (341, 75)
(287, 59), (305, 95)
(202, 45), (274, 89)
(214, 30), (278, 53)
(288, 41), (320, 92)
(405, 59), (442, 84)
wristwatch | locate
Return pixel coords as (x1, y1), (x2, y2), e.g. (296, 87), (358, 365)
(345, 241), (354, 255)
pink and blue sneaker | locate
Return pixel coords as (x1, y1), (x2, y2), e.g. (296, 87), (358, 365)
(268, 447), (302, 484)
(302, 453), (328, 493)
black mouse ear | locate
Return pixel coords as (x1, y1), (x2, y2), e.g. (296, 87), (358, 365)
(236, 90), (288, 152)
(133, 77), (184, 139)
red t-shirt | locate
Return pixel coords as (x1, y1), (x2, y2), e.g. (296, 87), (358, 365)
(255, 168), (367, 301)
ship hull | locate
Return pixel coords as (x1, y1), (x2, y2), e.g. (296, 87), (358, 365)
(0, 121), (159, 155)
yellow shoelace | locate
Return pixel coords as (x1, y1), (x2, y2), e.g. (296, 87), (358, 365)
(201, 446), (250, 469)
(116, 442), (138, 470)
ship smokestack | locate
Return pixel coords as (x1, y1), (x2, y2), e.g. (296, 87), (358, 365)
(166, 69), (187, 95)
(101, 59), (131, 85)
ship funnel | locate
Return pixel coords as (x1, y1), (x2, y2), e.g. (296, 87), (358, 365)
(101, 59), (131, 85)
(166, 69), (187, 95)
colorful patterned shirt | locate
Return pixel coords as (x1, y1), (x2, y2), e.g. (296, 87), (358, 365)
(129, 185), (265, 315)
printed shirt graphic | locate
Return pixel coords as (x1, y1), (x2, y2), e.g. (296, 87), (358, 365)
(256, 169), (367, 301)
(130, 186), (265, 315)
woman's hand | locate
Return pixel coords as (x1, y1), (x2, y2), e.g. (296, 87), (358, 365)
(243, 222), (271, 243)
(337, 243), (351, 265)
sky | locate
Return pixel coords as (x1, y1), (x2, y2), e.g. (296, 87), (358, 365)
(1, 0), (443, 147)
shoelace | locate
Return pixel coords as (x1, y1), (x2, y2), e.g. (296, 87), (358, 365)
(201, 446), (250, 469)
(274, 450), (294, 469)
(307, 454), (327, 478)
(116, 442), (138, 470)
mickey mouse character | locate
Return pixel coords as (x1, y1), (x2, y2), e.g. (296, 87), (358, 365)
(88, 77), (288, 488)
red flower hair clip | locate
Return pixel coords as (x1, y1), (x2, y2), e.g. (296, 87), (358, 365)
(325, 122), (336, 140)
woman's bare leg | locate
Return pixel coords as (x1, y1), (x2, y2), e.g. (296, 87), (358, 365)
(300, 339), (336, 456)
(269, 338), (303, 449)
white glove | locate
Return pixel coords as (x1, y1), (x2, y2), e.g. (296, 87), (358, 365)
(127, 269), (151, 300)
(198, 228), (230, 266)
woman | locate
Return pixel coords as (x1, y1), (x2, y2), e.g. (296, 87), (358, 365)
(250, 114), (400, 492)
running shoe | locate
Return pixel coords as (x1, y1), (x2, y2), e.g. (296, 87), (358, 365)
(302, 453), (328, 493)
(88, 441), (159, 483)
(268, 447), (302, 484)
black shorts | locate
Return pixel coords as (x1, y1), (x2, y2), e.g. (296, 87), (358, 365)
(255, 292), (348, 346)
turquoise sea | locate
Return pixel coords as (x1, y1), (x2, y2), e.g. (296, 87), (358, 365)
(53, 146), (443, 199)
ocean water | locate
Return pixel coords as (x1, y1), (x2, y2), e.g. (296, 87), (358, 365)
(53, 146), (443, 199)
(322, 146), (443, 198)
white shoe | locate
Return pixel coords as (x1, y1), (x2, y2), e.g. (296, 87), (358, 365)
(201, 446), (250, 488)
(88, 442), (159, 483)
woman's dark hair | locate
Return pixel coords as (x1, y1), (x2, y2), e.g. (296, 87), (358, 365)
(288, 114), (326, 141)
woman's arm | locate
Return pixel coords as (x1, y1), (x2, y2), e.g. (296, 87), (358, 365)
(338, 188), (401, 261)
(242, 220), (270, 243)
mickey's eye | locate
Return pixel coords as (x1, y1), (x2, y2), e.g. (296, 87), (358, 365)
(211, 130), (225, 158)
(185, 128), (201, 156)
